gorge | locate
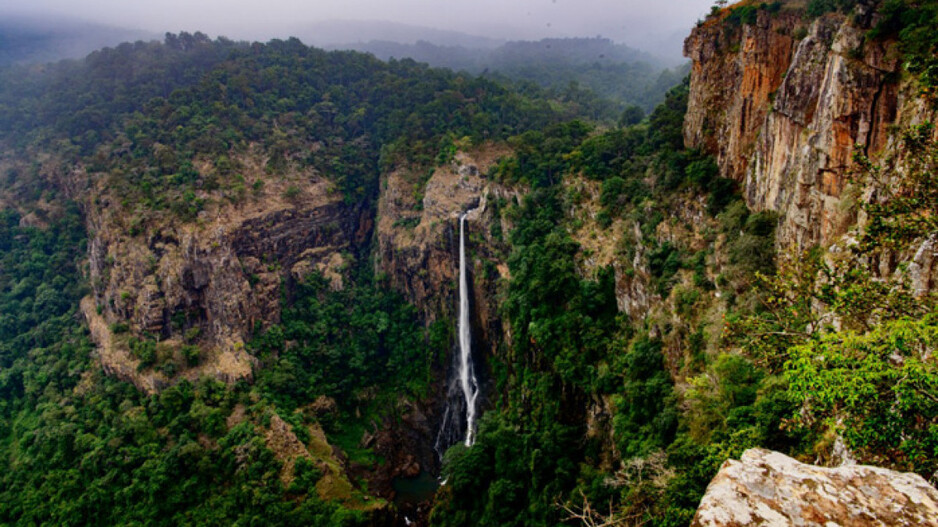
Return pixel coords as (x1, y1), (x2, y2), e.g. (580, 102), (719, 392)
(1, 1), (937, 526)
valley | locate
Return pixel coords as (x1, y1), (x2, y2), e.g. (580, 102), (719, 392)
(1, 1), (938, 525)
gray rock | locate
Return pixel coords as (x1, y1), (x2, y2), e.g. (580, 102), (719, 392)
(692, 448), (938, 527)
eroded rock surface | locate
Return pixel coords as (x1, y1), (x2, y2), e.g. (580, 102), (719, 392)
(692, 448), (938, 527)
(684, 8), (901, 249)
(82, 161), (366, 392)
(375, 145), (519, 354)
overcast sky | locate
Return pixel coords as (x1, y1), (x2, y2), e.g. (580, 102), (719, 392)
(6, 0), (714, 57)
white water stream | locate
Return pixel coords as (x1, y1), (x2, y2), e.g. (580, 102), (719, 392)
(457, 213), (479, 446)
(433, 212), (481, 455)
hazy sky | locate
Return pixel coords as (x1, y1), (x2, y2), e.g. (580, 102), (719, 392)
(7, 0), (714, 56)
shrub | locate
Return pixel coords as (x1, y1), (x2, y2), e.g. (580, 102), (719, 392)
(283, 185), (301, 200)
(707, 177), (738, 215)
(182, 344), (201, 366)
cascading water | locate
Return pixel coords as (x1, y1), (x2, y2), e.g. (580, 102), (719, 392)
(434, 212), (481, 455)
(456, 213), (479, 446)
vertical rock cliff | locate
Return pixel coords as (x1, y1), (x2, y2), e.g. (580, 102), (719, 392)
(375, 146), (520, 358)
(81, 160), (368, 392)
(684, 5), (918, 250)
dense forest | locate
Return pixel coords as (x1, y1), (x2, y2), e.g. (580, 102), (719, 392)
(1, 0), (938, 525)
(0, 207), (384, 525)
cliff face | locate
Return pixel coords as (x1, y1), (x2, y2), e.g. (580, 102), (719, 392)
(684, 10), (800, 183)
(80, 161), (366, 393)
(684, 7), (906, 249)
(375, 145), (519, 357)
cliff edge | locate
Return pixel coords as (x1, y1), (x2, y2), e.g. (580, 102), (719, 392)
(692, 448), (938, 526)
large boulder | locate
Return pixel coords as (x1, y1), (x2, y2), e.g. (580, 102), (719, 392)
(692, 448), (938, 526)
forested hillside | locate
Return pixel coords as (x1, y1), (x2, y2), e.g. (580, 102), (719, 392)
(345, 37), (687, 121)
(0, 31), (581, 525)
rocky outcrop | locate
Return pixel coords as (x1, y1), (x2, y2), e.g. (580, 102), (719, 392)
(692, 448), (938, 526)
(684, 9), (800, 182)
(563, 176), (658, 320)
(684, 5), (903, 249)
(82, 168), (365, 392)
(375, 145), (519, 356)
(263, 413), (383, 512)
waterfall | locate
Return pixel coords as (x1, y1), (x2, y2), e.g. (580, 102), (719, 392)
(434, 212), (481, 455)
(457, 213), (479, 446)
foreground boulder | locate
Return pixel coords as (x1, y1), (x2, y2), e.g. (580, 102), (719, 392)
(692, 448), (938, 526)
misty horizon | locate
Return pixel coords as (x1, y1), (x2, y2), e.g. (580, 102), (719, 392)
(2, 0), (713, 62)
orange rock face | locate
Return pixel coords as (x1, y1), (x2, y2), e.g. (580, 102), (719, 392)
(684, 10), (798, 183)
(684, 9), (903, 249)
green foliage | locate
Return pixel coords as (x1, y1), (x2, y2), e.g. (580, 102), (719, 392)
(182, 344), (201, 366)
(503, 188), (619, 389)
(289, 457), (324, 494)
(496, 120), (593, 187)
(869, 0), (938, 96)
(725, 2), (783, 27)
(786, 314), (938, 474)
(806, 0), (836, 17)
(706, 177), (738, 215)
(619, 104), (645, 127)
(646, 80), (691, 153)
(600, 175), (649, 218)
(129, 336), (158, 367)
(726, 209), (778, 275)
(685, 158), (718, 188)
(612, 336), (679, 457)
(728, 123), (938, 480)
(727, 5), (760, 25)
(254, 272), (436, 409)
(0, 204), (87, 404)
(570, 125), (646, 180)
(0, 34), (572, 221)
(0, 208), (373, 525)
(648, 242), (682, 296)
(804, 0), (856, 18)
(854, 122), (938, 254)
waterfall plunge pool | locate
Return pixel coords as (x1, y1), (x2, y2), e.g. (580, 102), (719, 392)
(392, 471), (441, 505)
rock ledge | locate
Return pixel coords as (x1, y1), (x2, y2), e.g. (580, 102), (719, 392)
(692, 448), (938, 527)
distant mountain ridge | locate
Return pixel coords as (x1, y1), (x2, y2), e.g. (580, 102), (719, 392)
(292, 19), (506, 50)
(334, 36), (662, 71)
(0, 13), (679, 116)
(0, 13), (154, 66)
(334, 36), (686, 114)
